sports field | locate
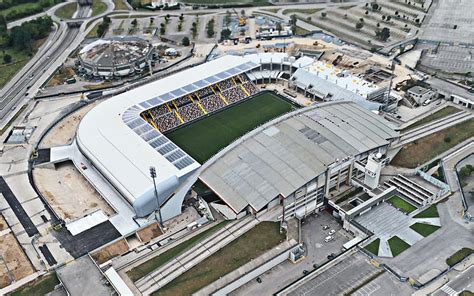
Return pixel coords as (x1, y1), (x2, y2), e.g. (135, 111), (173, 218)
(166, 92), (296, 163)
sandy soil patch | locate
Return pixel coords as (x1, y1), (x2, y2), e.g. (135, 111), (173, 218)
(0, 215), (7, 231)
(137, 222), (163, 244)
(41, 102), (98, 148)
(92, 238), (129, 265)
(33, 161), (115, 221)
(0, 233), (35, 288)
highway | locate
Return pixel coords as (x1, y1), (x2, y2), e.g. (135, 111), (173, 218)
(0, 5), (90, 126)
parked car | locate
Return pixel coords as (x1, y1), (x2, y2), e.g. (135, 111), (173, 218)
(303, 270), (309, 275)
(327, 253), (336, 260)
(324, 236), (333, 243)
(256, 277), (262, 283)
(328, 229), (336, 235)
(322, 225), (329, 230)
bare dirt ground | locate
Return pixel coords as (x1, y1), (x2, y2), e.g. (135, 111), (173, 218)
(92, 238), (129, 265)
(0, 233), (35, 288)
(137, 222), (163, 243)
(0, 215), (7, 231)
(41, 101), (99, 148)
(33, 161), (115, 221)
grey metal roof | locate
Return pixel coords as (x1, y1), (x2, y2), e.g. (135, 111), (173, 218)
(200, 101), (398, 213)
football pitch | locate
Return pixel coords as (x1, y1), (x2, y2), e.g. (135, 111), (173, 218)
(166, 92), (296, 163)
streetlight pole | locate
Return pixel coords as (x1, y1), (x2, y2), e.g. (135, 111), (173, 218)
(149, 166), (163, 228)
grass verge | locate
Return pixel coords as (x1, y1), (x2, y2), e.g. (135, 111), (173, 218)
(0, 38), (47, 88)
(166, 92), (295, 163)
(388, 236), (410, 257)
(113, 0), (129, 10)
(10, 273), (59, 296)
(392, 119), (474, 168)
(402, 106), (461, 131)
(387, 195), (417, 214)
(295, 26), (310, 35)
(364, 238), (380, 256)
(409, 223), (440, 237)
(446, 248), (473, 267)
(282, 8), (324, 15)
(55, 2), (77, 19)
(152, 221), (285, 296)
(414, 204), (439, 218)
(92, 0), (108, 16)
(127, 221), (230, 282)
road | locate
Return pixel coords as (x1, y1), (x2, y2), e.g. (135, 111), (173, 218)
(0, 4), (92, 127)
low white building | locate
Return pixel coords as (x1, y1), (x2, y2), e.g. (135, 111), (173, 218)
(407, 86), (436, 105)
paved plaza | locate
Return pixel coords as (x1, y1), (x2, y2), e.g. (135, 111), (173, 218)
(355, 202), (440, 257)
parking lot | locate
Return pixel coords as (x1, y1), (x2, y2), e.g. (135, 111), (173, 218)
(287, 251), (381, 296)
(232, 211), (351, 295)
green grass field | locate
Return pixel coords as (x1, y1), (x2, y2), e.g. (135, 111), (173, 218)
(11, 273), (59, 296)
(446, 248), (473, 267)
(387, 195), (417, 214)
(152, 222), (285, 296)
(364, 238), (380, 256)
(414, 204), (439, 218)
(409, 222), (441, 237)
(166, 92), (296, 163)
(388, 236), (410, 257)
(127, 221), (230, 282)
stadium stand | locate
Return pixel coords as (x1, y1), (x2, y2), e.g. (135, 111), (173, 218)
(201, 94), (226, 113)
(145, 74), (260, 132)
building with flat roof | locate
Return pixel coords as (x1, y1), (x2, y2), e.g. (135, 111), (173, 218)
(199, 101), (399, 219)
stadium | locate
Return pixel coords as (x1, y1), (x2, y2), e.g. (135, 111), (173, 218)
(76, 54), (399, 227)
(77, 37), (154, 78)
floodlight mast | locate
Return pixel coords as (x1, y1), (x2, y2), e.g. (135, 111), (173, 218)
(149, 166), (163, 228)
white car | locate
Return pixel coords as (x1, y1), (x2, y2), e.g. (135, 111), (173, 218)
(328, 229), (336, 235)
(324, 236), (333, 243)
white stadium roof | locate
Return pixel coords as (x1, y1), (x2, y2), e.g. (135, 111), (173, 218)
(77, 55), (259, 205)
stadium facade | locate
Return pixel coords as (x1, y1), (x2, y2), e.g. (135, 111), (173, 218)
(199, 101), (399, 220)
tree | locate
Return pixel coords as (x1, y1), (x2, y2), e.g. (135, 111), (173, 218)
(206, 18), (215, 38)
(371, 3), (379, 10)
(182, 36), (190, 46)
(220, 28), (231, 40)
(160, 26), (165, 35)
(375, 27), (390, 41)
(165, 14), (170, 24)
(321, 12), (327, 18)
(131, 19), (138, 27)
(179, 14), (184, 22)
(0, 15), (7, 34)
(382, 15), (386, 21)
(276, 22), (283, 35)
(356, 22), (364, 30)
(3, 54), (12, 64)
(191, 22), (197, 39)
(386, 15), (391, 21)
(290, 14), (297, 35)
(224, 11), (231, 26)
(150, 17), (154, 24)
(241, 9), (245, 16)
(344, 14), (348, 19)
(365, 10), (369, 15)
